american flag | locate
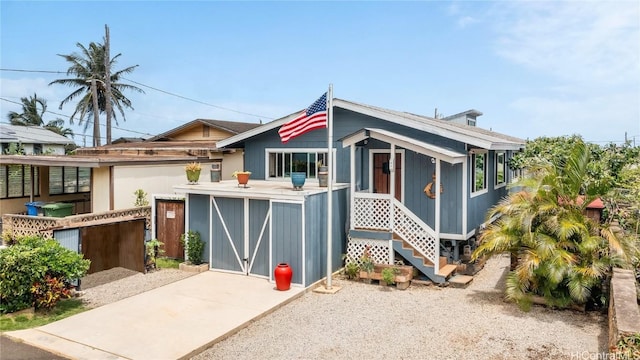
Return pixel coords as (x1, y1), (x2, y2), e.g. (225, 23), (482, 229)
(278, 92), (327, 143)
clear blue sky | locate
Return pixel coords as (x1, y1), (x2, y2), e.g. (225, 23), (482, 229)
(1, 1), (639, 146)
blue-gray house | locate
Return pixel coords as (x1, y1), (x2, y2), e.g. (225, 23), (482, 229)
(174, 98), (524, 286)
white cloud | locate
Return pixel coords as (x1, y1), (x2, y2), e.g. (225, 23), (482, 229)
(491, 1), (640, 87)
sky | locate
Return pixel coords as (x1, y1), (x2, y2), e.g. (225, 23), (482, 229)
(1, 1), (639, 147)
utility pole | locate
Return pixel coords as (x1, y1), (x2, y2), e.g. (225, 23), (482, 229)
(90, 79), (101, 147)
(104, 24), (113, 145)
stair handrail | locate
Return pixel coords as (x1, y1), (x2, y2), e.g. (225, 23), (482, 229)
(392, 198), (440, 274)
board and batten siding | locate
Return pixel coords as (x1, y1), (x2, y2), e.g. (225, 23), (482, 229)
(187, 194), (211, 263)
(271, 201), (304, 285)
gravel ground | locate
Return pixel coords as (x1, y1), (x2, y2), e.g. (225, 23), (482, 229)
(191, 254), (607, 360)
(76, 255), (607, 359)
(78, 267), (196, 308)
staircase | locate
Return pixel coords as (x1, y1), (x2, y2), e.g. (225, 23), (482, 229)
(392, 237), (456, 284)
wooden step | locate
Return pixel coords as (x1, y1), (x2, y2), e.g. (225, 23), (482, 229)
(437, 264), (457, 278)
(448, 275), (473, 288)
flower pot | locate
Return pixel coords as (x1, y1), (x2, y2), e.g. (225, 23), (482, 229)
(186, 169), (201, 184)
(291, 172), (306, 190)
(274, 263), (293, 291)
(236, 172), (250, 187)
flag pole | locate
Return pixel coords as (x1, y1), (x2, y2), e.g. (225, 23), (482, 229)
(326, 84), (334, 289)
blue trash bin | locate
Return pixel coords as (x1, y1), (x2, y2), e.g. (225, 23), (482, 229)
(25, 201), (45, 216)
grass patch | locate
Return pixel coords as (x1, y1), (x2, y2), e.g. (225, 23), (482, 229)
(156, 257), (181, 269)
(0, 299), (86, 332)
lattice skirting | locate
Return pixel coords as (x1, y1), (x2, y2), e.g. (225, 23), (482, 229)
(346, 237), (391, 266)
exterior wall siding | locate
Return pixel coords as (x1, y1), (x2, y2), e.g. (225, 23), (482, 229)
(188, 194), (211, 263)
(467, 150), (510, 233)
(271, 202), (303, 285)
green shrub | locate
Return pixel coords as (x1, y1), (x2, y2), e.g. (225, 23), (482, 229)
(381, 267), (399, 285)
(0, 236), (90, 314)
(30, 275), (72, 311)
(613, 333), (640, 360)
(180, 231), (205, 265)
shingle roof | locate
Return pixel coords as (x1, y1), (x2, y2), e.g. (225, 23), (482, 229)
(147, 119), (262, 141)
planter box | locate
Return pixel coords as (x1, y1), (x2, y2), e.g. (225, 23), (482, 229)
(359, 264), (413, 290)
(179, 262), (209, 273)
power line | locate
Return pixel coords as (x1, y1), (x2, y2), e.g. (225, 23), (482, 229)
(1, 67), (275, 120)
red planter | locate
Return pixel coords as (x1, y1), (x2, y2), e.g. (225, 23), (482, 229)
(274, 263), (293, 291)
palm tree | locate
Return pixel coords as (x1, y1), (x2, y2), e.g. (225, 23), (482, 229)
(472, 141), (638, 310)
(6, 93), (74, 138)
(49, 41), (143, 145)
(7, 93), (47, 126)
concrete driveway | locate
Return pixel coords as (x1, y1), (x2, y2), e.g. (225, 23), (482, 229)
(4, 272), (305, 360)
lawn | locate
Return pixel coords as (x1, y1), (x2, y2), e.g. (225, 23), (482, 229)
(0, 299), (86, 332)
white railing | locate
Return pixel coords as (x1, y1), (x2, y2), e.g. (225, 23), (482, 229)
(352, 192), (439, 273)
(392, 199), (439, 274)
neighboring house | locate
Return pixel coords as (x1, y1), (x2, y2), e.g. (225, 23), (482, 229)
(0, 124), (73, 155)
(174, 98), (524, 286)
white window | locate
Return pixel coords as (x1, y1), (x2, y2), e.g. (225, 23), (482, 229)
(495, 152), (506, 188)
(471, 152), (487, 194)
(266, 150), (327, 179)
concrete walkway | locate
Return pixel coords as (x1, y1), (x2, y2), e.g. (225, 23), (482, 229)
(5, 272), (305, 360)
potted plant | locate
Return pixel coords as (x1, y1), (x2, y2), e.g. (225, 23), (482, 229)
(232, 170), (251, 188)
(145, 239), (164, 272)
(179, 230), (208, 272)
(291, 160), (306, 190)
(185, 162), (202, 184)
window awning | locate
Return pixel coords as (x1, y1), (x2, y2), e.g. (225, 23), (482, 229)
(341, 128), (467, 164)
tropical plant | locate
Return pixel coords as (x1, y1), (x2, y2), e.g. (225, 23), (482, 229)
(0, 236), (90, 313)
(133, 189), (149, 207)
(185, 162), (202, 172)
(180, 231), (205, 265)
(50, 40), (143, 143)
(145, 239), (164, 271)
(472, 141), (639, 310)
(6, 93), (74, 138)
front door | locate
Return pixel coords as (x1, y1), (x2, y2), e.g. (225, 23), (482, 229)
(155, 199), (185, 260)
(373, 152), (402, 201)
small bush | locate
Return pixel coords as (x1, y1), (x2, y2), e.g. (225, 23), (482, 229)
(181, 231), (205, 265)
(0, 236), (90, 314)
(612, 333), (640, 360)
(30, 275), (72, 311)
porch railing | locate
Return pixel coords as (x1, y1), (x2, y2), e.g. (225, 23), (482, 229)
(353, 192), (439, 273)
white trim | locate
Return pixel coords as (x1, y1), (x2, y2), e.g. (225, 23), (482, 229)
(435, 158), (441, 236)
(243, 197), (249, 273)
(493, 151), (507, 190)
(440, 233), (467, 241)
(368, 149), (405, 202)
(462, 155), (468, 237)
(349, 144), (356, 231)
(342, 128), (466, 164)
(216, 99), (524, 152)
(301, 199), (306, 287)
(470, 151), (488, 196)
(248, 206), (270, 275)
(264, 147), (336, 182)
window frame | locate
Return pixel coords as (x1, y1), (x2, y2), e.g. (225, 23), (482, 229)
(0, 164), (40, 199)
(494, 151), (506, 189)
(470, 151), (488, 197)
(49, 166), (91, 195)
(264, 148), (336, 181)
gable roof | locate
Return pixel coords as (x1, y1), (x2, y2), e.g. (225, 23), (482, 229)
(0, 124), (74, 145)
(147, 119), (262, 141)
(217, 98), (525, 151)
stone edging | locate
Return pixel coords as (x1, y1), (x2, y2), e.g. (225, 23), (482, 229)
(608, 268), (640, 349)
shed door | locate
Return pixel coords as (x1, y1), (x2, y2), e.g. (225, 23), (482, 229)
(210, 197), (270, 278)
(373, 153), (402, 201)
(155, 199), (185, 260)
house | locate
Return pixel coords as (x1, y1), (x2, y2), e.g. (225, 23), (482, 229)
(1, 119), (260, 262)
(174, 98), (525, 286)
(0, 124), (74, 155)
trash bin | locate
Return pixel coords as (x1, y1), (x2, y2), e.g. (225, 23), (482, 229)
(25, 201), (45, 216)
(42, 203), (74, 218)
(210, 162), (221, 182)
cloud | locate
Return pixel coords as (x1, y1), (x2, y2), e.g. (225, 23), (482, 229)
(491, 1), (640, 87)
